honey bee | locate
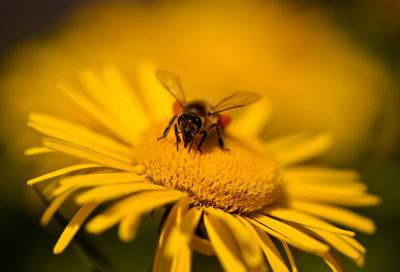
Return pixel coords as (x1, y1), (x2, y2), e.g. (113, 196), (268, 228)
(156, 70), (261, 153)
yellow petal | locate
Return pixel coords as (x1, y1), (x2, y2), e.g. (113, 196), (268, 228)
(249, 215), (329, 255)
(171, 245), (192, 272)
(284, 167), (367, 195)
(56, 81), (134, 145)
(153, 198), (192, 272)
(281, 241), (297, 272)
(136, 62), (174, 121)
(118, 213), (142, 242)
(206, 207), (265, 272)
(29, 112), (131, 161)
(41, 182), (59, 198)
(79, 67), (149, 142)
(75, 182), (165, 204)
(302, 227), (362, 261)
(102, 67), (150, 131)
(86, 190), (184, 235)
(322, 252), (344, 272)
(43, 138), (135, 172)
(164, 207), (202, 257)
(41, 189), (74, 226)
(53, 202), (99, 254)
(204, 212), (247, 272)
(190, 235), (215, 256)
(229, 98), (272, 138)
(164, 202), (196, 272)
(285, 183), (368, 197)
(284, 167), (360, 183)
(263, 207), (355, 236)
(53, 171), (146, 197)
(265, 133), (309, 151)
(287, 188), (381, 207)
(341, 235), (366, 254)
(267, 133), (333, 165)
(28, 163), (103, 185)
(289, 201), (376, 234)
(251, 225), (289, 272)
(59, 171), (145, 187)
(25, 146), (54, 155)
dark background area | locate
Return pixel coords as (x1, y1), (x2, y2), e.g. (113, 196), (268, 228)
(0, 0), (88, 59)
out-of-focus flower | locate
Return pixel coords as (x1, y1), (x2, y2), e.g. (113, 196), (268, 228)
(0, 0), (397, 165)
(28, 67), (379, 271)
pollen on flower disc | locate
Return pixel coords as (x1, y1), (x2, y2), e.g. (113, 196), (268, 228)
(136, 123), (282, 214)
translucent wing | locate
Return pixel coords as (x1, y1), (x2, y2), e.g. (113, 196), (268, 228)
(156, 70), (186, 106)
(211, 91), (262, 114)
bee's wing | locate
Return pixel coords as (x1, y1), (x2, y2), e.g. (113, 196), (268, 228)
(211, 91), (262, 114)
(156, 70), (186, 106)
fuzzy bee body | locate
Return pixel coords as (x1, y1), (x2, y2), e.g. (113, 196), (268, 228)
(156, 70), (261, 153)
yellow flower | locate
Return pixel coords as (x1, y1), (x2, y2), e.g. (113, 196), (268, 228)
(28, 67), (379, 271)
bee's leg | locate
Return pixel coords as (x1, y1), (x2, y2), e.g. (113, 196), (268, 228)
(209, 123), (229, 151)
(188, 138), (194, 153)
(157, 115), (177, 141)
(174, 123), (181, 151)
(197, 130), (207, 153)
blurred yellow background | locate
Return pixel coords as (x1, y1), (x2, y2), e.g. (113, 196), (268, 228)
(0, 0), (399, 271)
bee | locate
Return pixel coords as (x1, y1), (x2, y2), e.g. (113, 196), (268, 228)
(156, 70), (261, 153)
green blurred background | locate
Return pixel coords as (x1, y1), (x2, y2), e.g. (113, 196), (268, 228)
(0, 0), (399, 271)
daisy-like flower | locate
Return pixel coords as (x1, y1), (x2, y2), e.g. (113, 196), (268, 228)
(27, 66), (380, 271)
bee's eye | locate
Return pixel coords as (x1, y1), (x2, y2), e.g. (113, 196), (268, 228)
(177, 114), (187, 123)
(194, 118), (202, 129)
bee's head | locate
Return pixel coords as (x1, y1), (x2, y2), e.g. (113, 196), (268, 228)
(178, 114), (202, 148)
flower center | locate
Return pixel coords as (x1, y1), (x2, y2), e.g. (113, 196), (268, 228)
(136, 123), (281, 214)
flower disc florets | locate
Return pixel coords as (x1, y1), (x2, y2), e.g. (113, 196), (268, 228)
(137, 125), (281, 214)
